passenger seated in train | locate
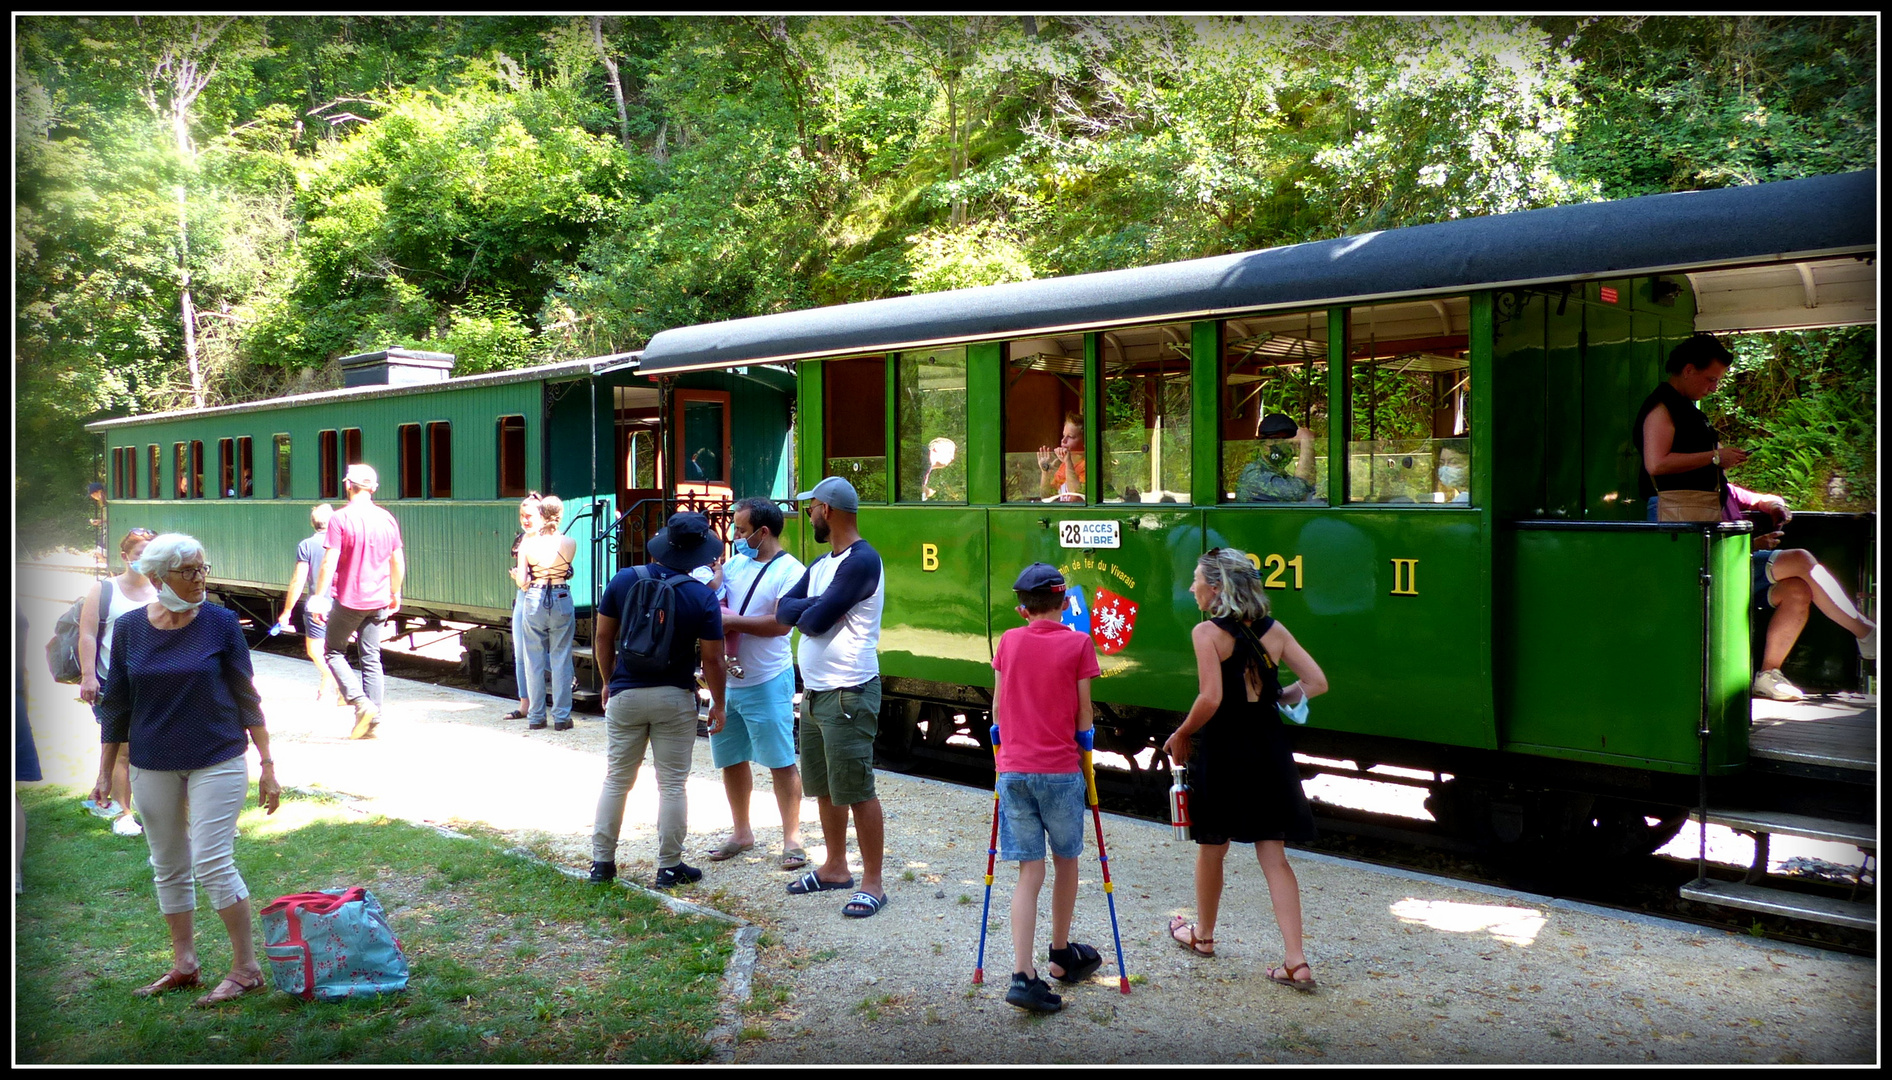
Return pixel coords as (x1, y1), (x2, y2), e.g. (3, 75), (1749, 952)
(1234, 413), (1318, 503)
(1435, 444), (1469, 504)
(1635, 332), (1878, 700)
(1036, 412), (1085, 503)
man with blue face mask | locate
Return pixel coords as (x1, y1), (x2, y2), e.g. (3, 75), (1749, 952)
(1235, 413), (1319, 503)
(704, 497), (808, 870)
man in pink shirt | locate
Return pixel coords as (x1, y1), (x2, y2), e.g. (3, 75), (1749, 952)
(991, 562), (1103, 1013)
(310, 464), (405, 739)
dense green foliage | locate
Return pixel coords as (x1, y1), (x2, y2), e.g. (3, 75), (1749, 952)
(15, 15), (1877, 550)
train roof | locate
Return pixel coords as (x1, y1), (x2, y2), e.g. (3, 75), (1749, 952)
(86, 351), (641, 433)
(638, 170), (1877, 373)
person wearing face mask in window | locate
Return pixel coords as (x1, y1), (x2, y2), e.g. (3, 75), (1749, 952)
(1235, 413), (1319, 503)
(1435, 445), (1470, 504)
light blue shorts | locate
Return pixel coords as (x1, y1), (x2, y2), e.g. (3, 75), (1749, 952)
(711, 667), (798, 770)
(997, 771), (1088, 863)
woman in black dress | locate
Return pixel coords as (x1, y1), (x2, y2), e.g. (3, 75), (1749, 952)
(1161, 548), (1328, 992)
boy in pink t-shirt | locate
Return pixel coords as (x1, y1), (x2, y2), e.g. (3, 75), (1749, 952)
(991, 562), (1102, 1013)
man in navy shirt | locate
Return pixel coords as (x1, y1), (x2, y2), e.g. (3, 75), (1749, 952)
(590, 512), (727, 890)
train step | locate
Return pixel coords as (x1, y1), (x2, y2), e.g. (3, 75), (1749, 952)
(1678, 878), (1875, 931)
(1693, 808), (1876, 849)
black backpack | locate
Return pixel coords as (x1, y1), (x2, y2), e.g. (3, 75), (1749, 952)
(615, 565), (683, 677)
(47, 578), (112, 684)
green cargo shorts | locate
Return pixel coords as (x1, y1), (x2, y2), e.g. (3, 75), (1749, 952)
(799, 678), (881, 806)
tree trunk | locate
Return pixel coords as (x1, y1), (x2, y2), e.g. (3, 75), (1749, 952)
(590, 16), (633, 154)
(176, 184), (204, 408)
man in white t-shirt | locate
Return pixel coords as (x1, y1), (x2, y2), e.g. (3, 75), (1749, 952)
(705, 497), (808, 870)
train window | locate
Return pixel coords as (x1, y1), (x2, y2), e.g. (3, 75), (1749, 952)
(273, 435), (291, 498)
(237, 436), (253, 498)
(149, 445), (160, 501)
(1003, 334), (1086, 503)
(1100, 324), (1192, 504)
(1223, 310), (1330, 504)
(496, 415), (527, 498)
(822, 358), (886, 501)
(111, 449), (122, 499)
(398, 424), (423, 499)
(677, 391), (731, 487)
(895, 346), (967, 503)
(218, 438), (235, 498)
(189, 440), (204, 499)
(1345, 297), (1473, 505)
(426, 421), (452, 498)
(318, 430), (339, 498)
(342, 427), (362, 468)
(173, 443), (187, 499)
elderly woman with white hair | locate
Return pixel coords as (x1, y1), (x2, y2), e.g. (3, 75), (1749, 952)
(93, 532), (281, 1007)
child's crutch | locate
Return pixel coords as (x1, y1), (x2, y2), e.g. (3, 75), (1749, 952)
(1080, 729), (1131, 994)
(972, 724), (1003, 984)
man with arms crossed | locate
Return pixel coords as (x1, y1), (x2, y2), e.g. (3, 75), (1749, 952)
(776, 477), (889, 918)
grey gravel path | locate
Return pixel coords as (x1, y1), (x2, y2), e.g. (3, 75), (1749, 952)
(17, 572), (1876, 1064)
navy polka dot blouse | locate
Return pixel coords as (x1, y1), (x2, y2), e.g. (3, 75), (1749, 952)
(96, 603), (264, 771)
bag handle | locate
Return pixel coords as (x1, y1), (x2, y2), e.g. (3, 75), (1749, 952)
(263, 887), (367, 916)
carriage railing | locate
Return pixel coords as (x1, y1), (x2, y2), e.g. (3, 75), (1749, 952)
(590, 493), (738, 617)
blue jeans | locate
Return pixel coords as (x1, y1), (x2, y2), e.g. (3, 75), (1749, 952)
(323, 604), (386, 710)
(520, 585), (575, 724)
(510, 594), (529, 701)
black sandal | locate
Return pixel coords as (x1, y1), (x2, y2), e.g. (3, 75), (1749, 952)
(504, 709), (527, 720)
(1047, 942), (1102, 984)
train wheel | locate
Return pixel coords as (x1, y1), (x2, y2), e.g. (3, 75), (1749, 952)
(874, 698), (922, 773)
(1574, 800), (1688, 861)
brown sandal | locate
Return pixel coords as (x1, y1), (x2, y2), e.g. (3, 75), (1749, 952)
(1168, 915), (1215, 957)
(192, 971), (267, 1007)
(132, 967), (201, 997)
(1267, 960), (1317, 993)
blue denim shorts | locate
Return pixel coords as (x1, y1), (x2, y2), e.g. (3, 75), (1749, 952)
(997, 772), (1088, 862)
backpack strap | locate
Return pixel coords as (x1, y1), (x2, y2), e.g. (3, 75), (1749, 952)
(95, 578), (113, 672)
(616, 564), (650, 654)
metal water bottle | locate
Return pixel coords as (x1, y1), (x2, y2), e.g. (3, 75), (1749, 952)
(1168, 762), (1192, 840)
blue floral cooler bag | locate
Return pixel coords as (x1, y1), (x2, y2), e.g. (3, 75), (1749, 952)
(262, 888), (410, 1001)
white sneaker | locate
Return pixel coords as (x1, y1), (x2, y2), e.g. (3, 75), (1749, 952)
(111, 814), (144, 837)
(1752, 668), (1807, 702)
(1858, 626), (1877, 661)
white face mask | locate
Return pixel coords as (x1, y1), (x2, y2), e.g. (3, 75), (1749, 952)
(157, 581), (205, 613)
(1439, 465), (1468, 489)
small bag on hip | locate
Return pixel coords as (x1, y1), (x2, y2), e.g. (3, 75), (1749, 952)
(263, 887), (410, 1001)
(1656, 489), (1722, 522)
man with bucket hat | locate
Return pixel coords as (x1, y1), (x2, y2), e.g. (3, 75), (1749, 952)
(309, 463), (405, 740)
(775, 477), (890, 918)
(590, 512), (728, 890)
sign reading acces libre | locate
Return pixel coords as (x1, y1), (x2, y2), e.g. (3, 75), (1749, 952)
(1057, 520), (1121, 549)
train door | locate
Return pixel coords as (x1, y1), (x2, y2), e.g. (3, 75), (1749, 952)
(614, 383), (663, 569)
(1210, 300), (1497, 751)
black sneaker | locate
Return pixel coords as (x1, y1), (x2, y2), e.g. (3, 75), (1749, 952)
(653, 861), (703, 889)
(553, 721), (573, 731)
(587, 860), (616, 884)
(1005, 972), (1062, 1013)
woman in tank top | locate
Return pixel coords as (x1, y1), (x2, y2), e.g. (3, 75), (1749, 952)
(512, 495), (578, 730)
(78, 527), (160, 835)
(1161, 548), (1329, 992)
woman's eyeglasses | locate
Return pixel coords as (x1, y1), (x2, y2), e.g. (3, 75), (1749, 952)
(172, 564), (212, 580)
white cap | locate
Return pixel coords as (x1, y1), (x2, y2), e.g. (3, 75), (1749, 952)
(344, 463), (380, 490)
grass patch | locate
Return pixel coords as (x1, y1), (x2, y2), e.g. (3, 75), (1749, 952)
(15, 785), (734, 1064)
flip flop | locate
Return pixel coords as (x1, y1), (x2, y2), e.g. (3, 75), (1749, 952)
(778, 846), (810, 871)
(1267, 961), (1317, 993)
(132, 967), (201, 997)
(192, 972), (267, 1007)
(785, 870), (853, 895)
(1169, 915), (1215, 957)
(706, 838), (755, 862)
(841, 891), (887, 918)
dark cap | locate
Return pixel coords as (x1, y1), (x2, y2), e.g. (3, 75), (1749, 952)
(1258, 413), (1299, 439)
(648, 512), (722, 572)
(1012, 562), (1065, 593)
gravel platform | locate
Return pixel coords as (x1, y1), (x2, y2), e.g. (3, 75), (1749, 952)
(16, 575), (1876, 1065)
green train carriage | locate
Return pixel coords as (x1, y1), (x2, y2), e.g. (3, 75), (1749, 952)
(636, 171), (1876, 902)
(91, 171), (1875, 923)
